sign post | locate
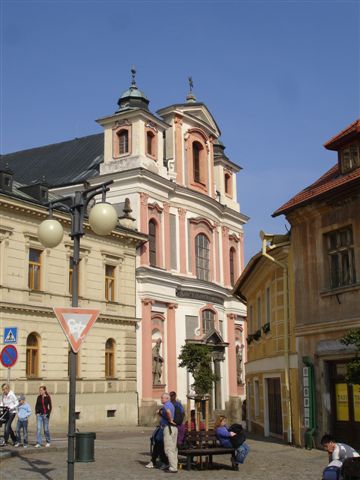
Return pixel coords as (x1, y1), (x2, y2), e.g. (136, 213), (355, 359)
(0, 345), (18, 383)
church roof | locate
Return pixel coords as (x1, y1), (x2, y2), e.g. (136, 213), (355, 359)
(0, 133), (103, 188)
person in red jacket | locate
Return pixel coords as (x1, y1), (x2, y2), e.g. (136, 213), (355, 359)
(35, 385), (52, 448)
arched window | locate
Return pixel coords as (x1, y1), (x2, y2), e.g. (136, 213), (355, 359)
(105, 338), (116, 378)
(202, 309), (215, 334)
(26, 333), (39, 377)
(192, 142), (202, 183)
(149, 219), (157, 267)
(147, 131), (155, 156)
(118, 129), (129, 155)
(195, 233), (210, 281)
(224, 173), (231, 195)
(230, 247), (236, 286)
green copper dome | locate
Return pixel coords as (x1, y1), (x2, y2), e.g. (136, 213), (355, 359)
(117, 68), (149, 111)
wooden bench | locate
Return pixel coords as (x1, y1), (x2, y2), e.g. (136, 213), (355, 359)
(178, 429), (238, 471)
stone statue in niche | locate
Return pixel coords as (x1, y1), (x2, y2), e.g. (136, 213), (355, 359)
(236, 344), (243, 385)
(152, 338), (164, 385)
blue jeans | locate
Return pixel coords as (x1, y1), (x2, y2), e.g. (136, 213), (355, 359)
(16, 419), (29, 445)
(36, 414), (50, 444)
(235, 442), (249, 464)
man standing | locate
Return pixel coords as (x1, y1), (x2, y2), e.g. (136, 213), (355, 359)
(160, 392), (178, 473)
(170, 391), (185, 446)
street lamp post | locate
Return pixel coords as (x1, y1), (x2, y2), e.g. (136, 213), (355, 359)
(38, 180), (118, 480)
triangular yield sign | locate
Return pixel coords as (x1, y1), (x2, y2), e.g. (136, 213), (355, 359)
(53, 307), (100, 353)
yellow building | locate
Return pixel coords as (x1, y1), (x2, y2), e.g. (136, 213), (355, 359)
(0, 170), (146, 428)
(233, 234), (301, 445)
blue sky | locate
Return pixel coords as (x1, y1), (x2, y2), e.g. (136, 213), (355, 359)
(1, 0), (359, 262)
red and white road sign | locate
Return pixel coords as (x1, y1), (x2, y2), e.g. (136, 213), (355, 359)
(53, 307), (100, 353)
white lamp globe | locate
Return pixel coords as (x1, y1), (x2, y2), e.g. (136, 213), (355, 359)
(89, 202), (118, 236)
(38, 219), (64, 248)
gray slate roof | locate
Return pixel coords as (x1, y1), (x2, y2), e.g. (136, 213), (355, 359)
(0, 133), (103, 188)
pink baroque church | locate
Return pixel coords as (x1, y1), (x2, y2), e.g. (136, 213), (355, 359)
(96, 71), (248, 422)
(2, 69), (248, 424)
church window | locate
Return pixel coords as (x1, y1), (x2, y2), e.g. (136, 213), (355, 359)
(195, 233), (210, 281)
(230, 247), (236, 286)
(149, 219), (158, 267)
(224, 173), (231, 195)
(202, 309), (215, 334)
(118, 129), (129, 155)
(192, 142), (202, 183)
(147, 131), (155, 156)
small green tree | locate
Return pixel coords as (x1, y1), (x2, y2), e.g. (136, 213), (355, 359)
(340, 328), (360, 385)
(178, 343), (217, 396)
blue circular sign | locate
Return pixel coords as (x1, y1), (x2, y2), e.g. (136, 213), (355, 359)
(0, 345), (18, 368)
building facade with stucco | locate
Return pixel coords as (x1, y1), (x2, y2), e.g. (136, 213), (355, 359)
(273, 119), (360, 449)
(1, 72), (249, 424)
(0, 169), (146, 427)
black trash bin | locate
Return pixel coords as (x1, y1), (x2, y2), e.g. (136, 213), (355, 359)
(75, 432), (96, 462)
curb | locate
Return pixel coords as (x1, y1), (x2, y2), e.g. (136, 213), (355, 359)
(0, 445), (67, 462)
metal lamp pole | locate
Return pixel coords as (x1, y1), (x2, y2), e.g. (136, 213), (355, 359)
(40, 180), (115, 480)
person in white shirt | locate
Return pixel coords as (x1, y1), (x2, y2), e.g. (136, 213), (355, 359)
(0, 383), (18, 446)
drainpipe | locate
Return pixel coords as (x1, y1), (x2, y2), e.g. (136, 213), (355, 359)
(260, 232), (293, 445)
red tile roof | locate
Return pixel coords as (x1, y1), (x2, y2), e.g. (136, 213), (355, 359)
(324, 119), (360, 151)
(273, 163), (360, 217)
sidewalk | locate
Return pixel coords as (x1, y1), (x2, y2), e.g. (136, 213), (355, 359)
(0, 426), (326, 480)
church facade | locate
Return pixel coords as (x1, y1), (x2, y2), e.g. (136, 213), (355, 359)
(1, 72), (248, 424)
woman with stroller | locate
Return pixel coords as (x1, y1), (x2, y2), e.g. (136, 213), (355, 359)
(0, 383), (18, 446)
(35, 385), (52, 448)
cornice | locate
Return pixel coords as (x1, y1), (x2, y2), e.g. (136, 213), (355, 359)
(295, 318), (360, 337)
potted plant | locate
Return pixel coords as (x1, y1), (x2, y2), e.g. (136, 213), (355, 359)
(178, 343), (217, 396)
(262, 322), (271, 334)
(253, 329), (261, 341)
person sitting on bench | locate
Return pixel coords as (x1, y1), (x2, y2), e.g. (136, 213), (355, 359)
(214, 415), (249, 465)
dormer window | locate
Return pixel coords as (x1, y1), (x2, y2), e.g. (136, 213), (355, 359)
(118, 129), (129, 155)
(340, 143), (359, 173)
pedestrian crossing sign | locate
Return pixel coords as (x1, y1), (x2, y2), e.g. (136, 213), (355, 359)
(3, 327), (18, 344)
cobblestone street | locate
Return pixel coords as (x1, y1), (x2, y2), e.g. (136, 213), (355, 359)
(0, 428), (326, 480)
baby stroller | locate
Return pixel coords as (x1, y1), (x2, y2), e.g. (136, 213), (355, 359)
(0, 406), (9, 444)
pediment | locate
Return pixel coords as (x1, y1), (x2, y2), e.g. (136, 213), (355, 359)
(183, 106), (220, 136)
(203, 328), (226, 345)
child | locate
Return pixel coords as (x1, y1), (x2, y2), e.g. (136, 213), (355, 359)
(15, 394), (31, 448)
